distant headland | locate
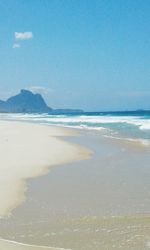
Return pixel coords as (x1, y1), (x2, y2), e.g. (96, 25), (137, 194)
(0, 89), (83, 114)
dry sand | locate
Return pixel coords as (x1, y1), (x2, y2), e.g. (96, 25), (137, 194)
(0, 120), (90, 249)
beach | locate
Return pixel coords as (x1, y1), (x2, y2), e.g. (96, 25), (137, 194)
(0, 120), (90, 250)
(1, 0), (150, 248)
(0, 119), (150, 249)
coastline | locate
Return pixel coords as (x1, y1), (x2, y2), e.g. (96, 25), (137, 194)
(0, 120), (90, 218)
(0, 120), (150, 249)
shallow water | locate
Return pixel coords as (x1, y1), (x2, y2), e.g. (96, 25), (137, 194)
(1, 112), (150, 141)
(0, 130), (150, 249)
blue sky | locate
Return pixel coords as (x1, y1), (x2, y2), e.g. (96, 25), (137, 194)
(0, 0), (150, 111)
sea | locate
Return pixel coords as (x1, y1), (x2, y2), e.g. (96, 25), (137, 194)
(1, 111), (150, 145)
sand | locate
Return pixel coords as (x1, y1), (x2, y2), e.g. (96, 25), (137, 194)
(0, 239), (71, 250)
(1, 121), (150, 249)
(0, 120), (90, 249)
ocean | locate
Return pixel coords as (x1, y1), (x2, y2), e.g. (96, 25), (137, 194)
(1, 111), (150, 145)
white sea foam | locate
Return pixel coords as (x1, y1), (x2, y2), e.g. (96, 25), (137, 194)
(104, 135), (150, 146)
(56, 124), (106, 131)
(1, 113), (150, 132)
(0, 113), (135, 123)
(139, 122), (150, 130)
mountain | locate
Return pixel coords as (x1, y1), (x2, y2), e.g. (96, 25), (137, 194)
(0, 89), (83, 114)
(0, 89), (52, 113)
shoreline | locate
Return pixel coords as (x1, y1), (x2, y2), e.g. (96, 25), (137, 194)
(0, 120), (150, 249)
(0, 120), (90, 218)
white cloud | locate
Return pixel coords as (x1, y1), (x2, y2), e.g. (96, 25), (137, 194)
(15, 32), (33, 40)
(26, 86), (54, 95)
(12, 43), (20, 49)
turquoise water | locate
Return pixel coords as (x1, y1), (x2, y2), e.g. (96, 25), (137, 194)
(1, 111), (150, 142)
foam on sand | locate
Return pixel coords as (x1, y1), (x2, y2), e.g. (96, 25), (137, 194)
(0, 238), (72, 250)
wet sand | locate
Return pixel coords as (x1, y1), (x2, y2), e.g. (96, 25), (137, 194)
(0, 239), (68, 250)
(0, 121), (90, 249)
(0, 123), (150, 249)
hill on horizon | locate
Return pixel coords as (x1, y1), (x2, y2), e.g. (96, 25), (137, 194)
(0, 89), (83, 114)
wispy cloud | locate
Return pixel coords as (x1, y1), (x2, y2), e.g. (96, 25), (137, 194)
(12, 43), (20, 49)
(15, 32), (33, 40)
(27, 86), (54, 95)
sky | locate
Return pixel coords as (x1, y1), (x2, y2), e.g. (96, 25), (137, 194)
(0, 0), (150, 111)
